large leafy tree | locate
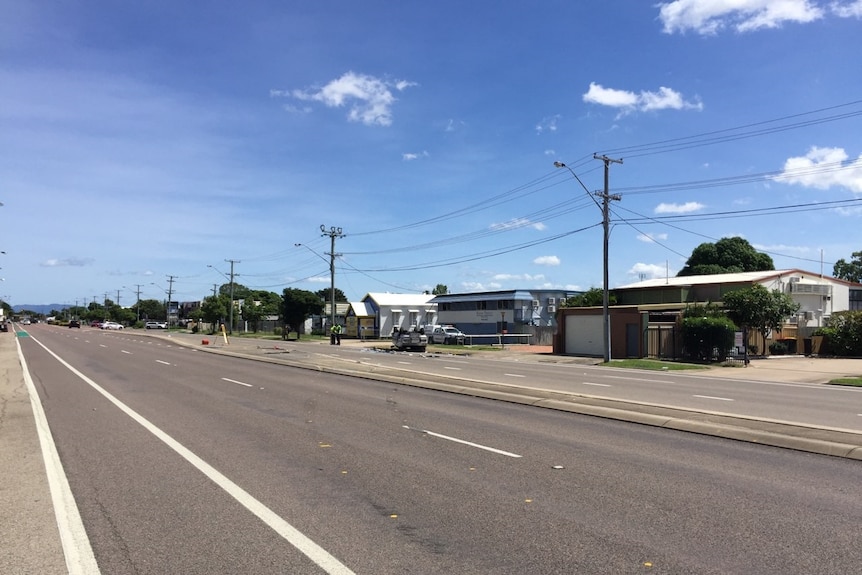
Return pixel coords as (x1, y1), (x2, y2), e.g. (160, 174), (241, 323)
(833, 251), (862, 283)
(432, 284), (448, 295)
(314, 287), (348, 302)
(282, 288), (324, 340)
(723, 284), (799, 351)
(678, 237), (774, 277)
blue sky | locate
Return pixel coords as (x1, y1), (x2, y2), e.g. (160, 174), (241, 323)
(2, 0), (861, 308)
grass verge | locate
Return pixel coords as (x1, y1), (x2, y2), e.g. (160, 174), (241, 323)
(828, 376), (862, 386)
(601, 358), (709, 371)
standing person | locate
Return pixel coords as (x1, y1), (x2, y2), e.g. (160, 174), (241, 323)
(330, 323), (342, 345)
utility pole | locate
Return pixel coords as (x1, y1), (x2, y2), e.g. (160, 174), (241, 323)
(116, 289), (121, 307)
(131, 284), (143, 322)
(225, 259), (240, 334)
(320, 225), (344, 332)
(594, 154), (623, 363)
(166, 275), (176, 328)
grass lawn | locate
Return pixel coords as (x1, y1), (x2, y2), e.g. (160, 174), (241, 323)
(601, 358), (709, 371)
(829, 376), (862, 386)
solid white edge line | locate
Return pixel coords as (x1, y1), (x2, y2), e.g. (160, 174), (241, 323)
(28, 334), (355, 575)
(17, 338), (100, 575)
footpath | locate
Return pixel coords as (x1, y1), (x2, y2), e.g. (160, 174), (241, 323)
(3, 328), (862, 573)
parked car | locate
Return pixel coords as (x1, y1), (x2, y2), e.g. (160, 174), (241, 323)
(145, 321), (167, 329)
(1, 320), (8, 332)
(427, 325), (466, 345)
(101, 321), (124, 330)
(90, 321), (103, 328)
(69, 320), (81, 328)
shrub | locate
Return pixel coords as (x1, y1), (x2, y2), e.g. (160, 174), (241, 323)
(769, 340), (788, 355)
(681, 315), (737, 362)
(821, 311), (862, 356)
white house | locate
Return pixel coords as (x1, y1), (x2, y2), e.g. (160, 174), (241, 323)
(345, 293), (437, 339)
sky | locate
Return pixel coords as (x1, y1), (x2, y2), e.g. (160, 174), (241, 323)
(2, 0), (862, 309)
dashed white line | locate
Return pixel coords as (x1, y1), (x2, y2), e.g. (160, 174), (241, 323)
(443, 366), (461, 371)
(397, 361), (411, 365)
(582, 382), (611, 387)
(121, 350), (132, 354)
(403, 426), (522, 458)
(222, 377), (253, 388)
(693, 394), (734, 402)
(155, 360), (171, 366)
(504, 373), (525, 378)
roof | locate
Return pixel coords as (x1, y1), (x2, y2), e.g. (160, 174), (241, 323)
(614, 269), (858, 290)
(361, 293), (436, 307)
(430, 290), (542, 303)
(349, 300), (375, 317)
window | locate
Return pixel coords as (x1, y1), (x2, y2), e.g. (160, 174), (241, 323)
(477, 301), (487, 310)
(497, 300), (511, 309)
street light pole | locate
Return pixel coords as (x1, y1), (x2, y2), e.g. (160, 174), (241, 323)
(594, 154), (622, 363)
(554, 158), (621, 363)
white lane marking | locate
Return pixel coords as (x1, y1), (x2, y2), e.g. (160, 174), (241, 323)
(443, 366), (461, 371)
(403, 425), (522, 458)
(397, 361), (411, 365)
(121, 350), (132, 355)
(17, 339), (100, 574)
(222, 377), (253, 388)
(156, 360), (171, 366)
(582, 382), (611, 387)
(28, 334), (356, 575)
(504, 373), (525, 378)
(99, 344), (107, 348)
(693, 394), (734, 402)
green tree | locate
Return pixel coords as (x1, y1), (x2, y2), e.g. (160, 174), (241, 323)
(200, 295), (229, 331)
(135, 299), (166, 322)
(314, 287), (348, 302)
(833, 251), (862, 283)
(678, 237), (774, 277)
(723, 285), (799, 355)
(282, 288), (324, 340)
(432, 284), (448, 295)
(562, 287), (617, 307)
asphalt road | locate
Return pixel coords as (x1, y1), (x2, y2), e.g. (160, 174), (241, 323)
(7, 325), (862, 574)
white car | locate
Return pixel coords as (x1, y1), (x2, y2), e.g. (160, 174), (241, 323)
(145, 321), (167, 329)
(101, 321), (124, 330)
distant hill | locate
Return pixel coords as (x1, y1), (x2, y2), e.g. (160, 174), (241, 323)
(13, 304), (68, 315)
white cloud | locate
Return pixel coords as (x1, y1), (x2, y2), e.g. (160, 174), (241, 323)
(752, 243), (812, 254)
(636, 232), (669, 243)
(628, 262), (672, 279)
(490, 218), (546, 231)
(535, 115), (560, 134)
(776, 146), (862, 193)
(533, 255), (560, 266)
(288, 71), (415, 126)
(402, 151), (429, 161)
(492, 273), (546, 282)
(40, 257), (95, 267)
(460, 281), (502, 291)
(657, 0), (824, 35)
(654, 201), (705, 214)
(582, 82), (702, 116)
(832, 0), (862, 17)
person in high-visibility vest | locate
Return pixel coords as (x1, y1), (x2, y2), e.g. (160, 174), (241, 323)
(330, 323), (342, 345)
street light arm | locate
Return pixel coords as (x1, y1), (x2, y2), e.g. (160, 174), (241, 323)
(554, 161), (602, 211)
